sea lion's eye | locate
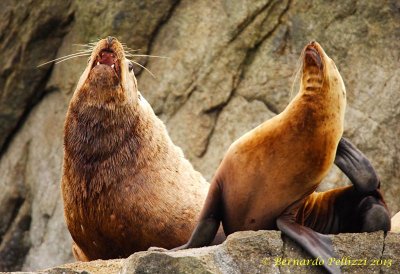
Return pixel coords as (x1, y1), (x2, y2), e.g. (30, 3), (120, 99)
(128, 62), (134, 72)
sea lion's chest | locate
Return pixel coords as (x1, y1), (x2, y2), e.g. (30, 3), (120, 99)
(219, 104), (341, 234)
(65, 176), (152, 258)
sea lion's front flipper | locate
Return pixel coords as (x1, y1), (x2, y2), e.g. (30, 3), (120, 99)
(150, 181), (223, 251)
(277, 214), (341, 274)
(173, 181), (223, 250)
(334, 137), (379, 192)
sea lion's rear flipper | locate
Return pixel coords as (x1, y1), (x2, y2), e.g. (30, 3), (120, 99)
(334, 138), (391, 231)
(277, 214), (341, 274)
(357, 194), (391, 232)
(334, 137), (379, 192)
(171, 181), (223, 251)
(298, 187), (391, 234)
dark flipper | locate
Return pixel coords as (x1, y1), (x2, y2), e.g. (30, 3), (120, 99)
(334, 137), (379, 192)
(334, 137), (390, 231)
(172, 181), (223, 251)
(277, 214), (341, 274)
(298, 186), (391, 234)
(357, 195), (391, 232)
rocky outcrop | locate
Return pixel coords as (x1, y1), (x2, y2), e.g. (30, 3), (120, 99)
(2, 231), (398, 274)
(0, 0), (399, 271)
(0, 0), (74, 153)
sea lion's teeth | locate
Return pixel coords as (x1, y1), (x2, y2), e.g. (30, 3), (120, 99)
(111, 64), (115, 69)
(97, 62), (100, 66)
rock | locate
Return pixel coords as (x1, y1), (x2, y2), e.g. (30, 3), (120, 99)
(0, 0), (74, 153)
(381, 232), (400, 274)
(0, 0), (399, 271)
(193, 96), (275, 180)
(2, 231), (398, 274)
(391, 211), (400, 233)
(332, 232), (384, 274)
(0, 92), (72, 272)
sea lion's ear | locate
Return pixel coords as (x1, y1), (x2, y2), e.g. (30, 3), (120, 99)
(128, 61), (134, 72)
(276, 215), (341, 274)
(334, 137), (380, 192)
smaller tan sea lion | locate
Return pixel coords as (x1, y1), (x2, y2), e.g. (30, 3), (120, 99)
(391, 211), (400, 233)
(151, 42), (391, 274)
(61, 36), (218, 261)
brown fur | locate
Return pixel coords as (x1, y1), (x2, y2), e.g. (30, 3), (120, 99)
(61, 37), (209, 260)
(206, 41), (346, 235)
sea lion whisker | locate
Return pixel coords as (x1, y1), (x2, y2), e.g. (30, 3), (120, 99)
(37, 51), (91, 68)
(72, 43), (95, 47)
(290, 53), (305, 99)
(54, 54), (92, 65)
(126, 54), (168, 59)
(41, 50), (93, 61)
(129, 59), (156, 79)
(38, 52), (92, 67)
(122, 45), (141, 52)
(72, 44), (95, 50)
(124, 49), (141, 54)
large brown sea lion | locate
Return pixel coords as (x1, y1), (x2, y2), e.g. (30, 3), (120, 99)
(61, 37), (216, 260)
(153, 42), (391, 274)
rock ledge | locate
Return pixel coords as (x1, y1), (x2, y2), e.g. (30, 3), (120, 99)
(4, 230), (398, 274)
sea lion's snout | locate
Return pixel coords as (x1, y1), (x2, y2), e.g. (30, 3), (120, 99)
(301, 41), (326, 92)
(77, 37), (138, 102)
(305, 44), (322, 69)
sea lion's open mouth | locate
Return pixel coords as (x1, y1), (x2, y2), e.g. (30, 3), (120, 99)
(305, 43), (322, 69)
(92, 49), (121, 77)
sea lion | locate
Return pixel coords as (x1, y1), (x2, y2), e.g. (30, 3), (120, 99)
(151, 42), (391, 274)
(391, 211), (400, 233)
(61, 36), (215, 260)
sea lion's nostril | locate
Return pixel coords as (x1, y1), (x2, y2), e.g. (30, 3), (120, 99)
(310, 40), (316, 46)
(107, 36), (115, 47)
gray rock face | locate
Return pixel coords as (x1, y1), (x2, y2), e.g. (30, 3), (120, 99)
(0, 0), (73, 153)
(0, 0), (399, 271)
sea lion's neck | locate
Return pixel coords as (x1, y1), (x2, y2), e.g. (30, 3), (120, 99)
(65, 102), (141, 163)
(64, 99), (157, 197)
(288, 86), (345, 124)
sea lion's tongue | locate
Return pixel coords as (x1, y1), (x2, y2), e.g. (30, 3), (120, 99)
(91, 49), (121, 77)
(98, 51), (115, 66)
